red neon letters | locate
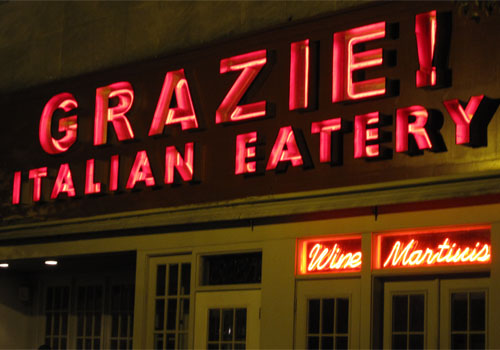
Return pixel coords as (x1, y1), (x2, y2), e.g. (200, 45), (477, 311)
(297, 236), (362, 275)
(51, 163), (76, 199)
(235, 132), (257, 174)
(28, 167), (47, 202)
(396, 106), (432, 153)
(94, 82), (135, 145)
(311, 118), (342, 163)
(289, 40), (310, 110)
(85, 159), (101, 195)
(39, 93), (78, 154)
(443, 95), (484, 145)
(333, 22), (386, 102)
(266, 126), (303, 170)
(354, 112), (380, 158)
(165, 143), (194, 184)
(126, 151), (155, 189)
(415, 11), (437, 88)
(216, 50), (267, 123)
(149, 69), (199, 135)
(12, 171), (21, 205)
(109, 155), (119, 192)
(374, 227), (491, 269)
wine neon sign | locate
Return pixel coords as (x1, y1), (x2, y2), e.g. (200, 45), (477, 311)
(297, 236), (362, 275)
(373, 226), (491, 269)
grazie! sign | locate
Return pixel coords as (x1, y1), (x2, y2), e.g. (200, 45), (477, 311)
(2, 2), (500, 224)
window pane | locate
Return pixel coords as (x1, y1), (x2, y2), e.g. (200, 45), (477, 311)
(235, 308), (247, 341)
(307, 336), (319, 350)
(156, 265), (166, 296)
(470, 333), (485, 350)
(181, 264), (191, 295)
(120, 313), (128, 336)
(166, 333), (175, 350)
(335, 336), (348, 350)
(451, 293), (468, 331)
(308, 299), (320, 334)
(179, 299), (190, 332)
(178, 332), (188, 350)
(409, 334), (424, 350)
(451, 334), (467, 349)
(46, 288), (54, 310)
(336, 298), (349, 334)
(94, 339), (100, 349)
(168, 264), (179, 296)
(208, 309), (220, 342)
(45, 314), (52, 335)
(393, 295), (408, 332)
(61, 313), (68, 335)
(167, 299), (177, 330)
(154, 333), (163, 350)
(392, 334), (407, 350)
(155, 299), (165, 331)
(222, 309), (234, 341)
(322, 299), (334, 334)
(470, 292), (486, 331)
(409, 294), (424, 332)
(94, 313), (101, 335)
(321, 336), (333, 349)
(234, 343), (246, 350)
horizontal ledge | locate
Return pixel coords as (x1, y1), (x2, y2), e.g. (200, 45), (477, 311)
(1, 171), (500, 240)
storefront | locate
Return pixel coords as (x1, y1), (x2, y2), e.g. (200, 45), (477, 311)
(1, 1), (500, 349)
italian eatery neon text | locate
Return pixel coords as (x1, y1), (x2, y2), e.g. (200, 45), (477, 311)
(10, 8), (500, 206)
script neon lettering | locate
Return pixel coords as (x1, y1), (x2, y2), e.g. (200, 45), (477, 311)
(307, 243), (362, 272)
(383, 238), (491, 268)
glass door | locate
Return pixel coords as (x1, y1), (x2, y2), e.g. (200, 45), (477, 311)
(383, 280), (439, 349)
(194, 290), (261, 349)
(146, 255), (193, 349)
(440, 278), (489, 349)
(295, 279), (360, 349)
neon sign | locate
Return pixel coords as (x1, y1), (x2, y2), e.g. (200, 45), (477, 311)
(373, 226), (491, 269)
(5, 4), (500, 223)
(297, 236), (362, 275)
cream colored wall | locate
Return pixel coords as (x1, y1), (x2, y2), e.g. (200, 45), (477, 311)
(1, 202), (499, 347)
(0, 273), (36, 349)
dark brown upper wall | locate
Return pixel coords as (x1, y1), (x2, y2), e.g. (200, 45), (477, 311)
(0, 0), (371, 94)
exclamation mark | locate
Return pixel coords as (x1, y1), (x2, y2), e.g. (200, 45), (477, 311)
(289, 39), (309, 110)
(415, 10), (437, 88)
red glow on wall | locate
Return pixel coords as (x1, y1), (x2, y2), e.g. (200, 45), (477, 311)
(415, 10), (437, 88)
(333, 22), (386, 102)
(51, 163), (76, 199)
(373, 226), (491, 269)
(149, 69), (199, 136)
(266, 126), (303, 170)
(109, 155), (119, 192)
(12, 171), (21, 205)
(216, 50), (267, 123)
(39, 93), (78, 154)
(94, 81), (135, 145)
(235, 132), (257, 174)
(289, 39), (310, 110)
(297, 236), (362, 275)
(85, 159), (101, 195)
(165, 142), (194, 184)
(311, 118), (342, 163)
(354, 112), (380, 158)
(443, 95), (484, 145)
(126, 150), (155, 189)
(396, 105), (432, 152)
(28, 167), (47, 202)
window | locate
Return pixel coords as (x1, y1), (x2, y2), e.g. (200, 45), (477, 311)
(306, 298), (349, 350)
(207, 308), (247, 349)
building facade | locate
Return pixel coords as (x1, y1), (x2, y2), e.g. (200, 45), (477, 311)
(1, 1), (500, 349)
